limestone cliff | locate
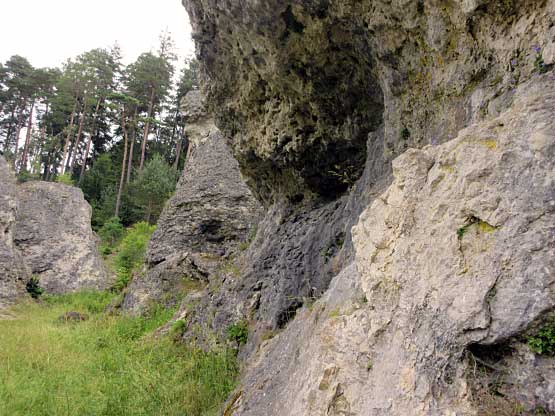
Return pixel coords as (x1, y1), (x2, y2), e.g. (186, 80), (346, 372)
(121, 91), (261, 314)
(172, 0), (555, 414)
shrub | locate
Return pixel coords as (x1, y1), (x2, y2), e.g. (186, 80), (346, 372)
(111, 222), (156, 292)
(528, 325), (555, 355)
(170, 319), (187, 339)
(56, 172), (74, 186)
(112, 266), (131, 293)
(98, 216), (124, 247)
(17, 170), (39, 183)
(26, 276), (43, 299)
(227, 320), (249, 346)
(114, 222), (155, 270)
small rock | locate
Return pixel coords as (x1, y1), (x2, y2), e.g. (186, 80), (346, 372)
(58, 311), (89, 323)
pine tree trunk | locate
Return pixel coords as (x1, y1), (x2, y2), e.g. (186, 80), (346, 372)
(2, 106), (17, 154)
(69, 98), (89, 172)
(61, 100), (78, 174)
(139, 87), (156, 170)
(37, 103), (50, 176)
(126, 108), (138, 184)
(115, 108), (129, 219)
(13, 99), (28, 167)
(20, 99), (35, 171)
(79, 98), (101, 184)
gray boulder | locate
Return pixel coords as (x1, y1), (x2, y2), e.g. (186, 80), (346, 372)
(0, 157), (29, 313)
(14, 181), (111, 294)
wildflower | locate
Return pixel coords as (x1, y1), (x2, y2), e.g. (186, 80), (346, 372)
(532, 45), (541, 54)
(510, 58), (517, 66)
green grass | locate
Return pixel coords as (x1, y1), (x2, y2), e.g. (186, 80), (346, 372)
(0, 292), (238, 416)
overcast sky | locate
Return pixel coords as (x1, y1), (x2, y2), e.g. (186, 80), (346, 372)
(0, 0), (195, 68)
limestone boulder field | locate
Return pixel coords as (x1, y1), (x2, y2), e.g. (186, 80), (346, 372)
(14, 181), (111, 294)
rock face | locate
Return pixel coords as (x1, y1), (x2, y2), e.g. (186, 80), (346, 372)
(14, 182), (110, 294)
(174, 0), (555, 414)
(0, 157), (28, 312)
(229, 75), (555, 415)
(121, 91), (261, 314)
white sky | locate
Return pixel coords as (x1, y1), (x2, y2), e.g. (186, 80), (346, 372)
(0, 0), (196, 68)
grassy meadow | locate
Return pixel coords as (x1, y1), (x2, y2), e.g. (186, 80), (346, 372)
(0, 292), (237, 416)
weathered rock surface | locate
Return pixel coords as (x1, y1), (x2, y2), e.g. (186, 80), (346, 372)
(227, 74), (555, 416)
(174, 0), (555, 414)
(121, 91), (262, 314)
(0, 157), (28, 313)
(14, 181), (110, 294)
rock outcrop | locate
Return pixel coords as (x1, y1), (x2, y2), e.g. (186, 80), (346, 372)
(121, 91), (261, 314)
(228, 74), (555, 416)
(0, 157), (29, 313)
(14, 181), (110, 294)
(171, 0), (555, 414)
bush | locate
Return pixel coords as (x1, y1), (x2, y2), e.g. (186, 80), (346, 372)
(111, 222), (156, 292)
(17, 170), (40, 183)
(528, 325), (555, 355)
(112, 266), (131, 293)
(227, 320), (249, 346)
(55, 172), (74, 186)
(98, 216), (124, 247)
(26, 276), (43, 299)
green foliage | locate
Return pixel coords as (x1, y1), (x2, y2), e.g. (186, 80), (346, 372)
(81, 153), (117, 207)
(528, 325), (555, 355)
(129, 154), (178, 223)
(457, 226), (468, 240)
(328, 165), (359, 187)
(55, 172), (75, 186)
(25, 276), (43, 299)
(170, 319), (187, 339)
(112, 267), (131, 292)
(16, 170), (40, 183)
(0, 291), (238, 416)
(98, 216), (124, 247)
(110, 222), (156, 292)
(534, 47), (548, 74)
(42, 290), (116, 314)
(227, 321), (249, 346)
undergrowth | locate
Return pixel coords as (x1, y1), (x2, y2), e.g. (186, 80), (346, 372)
(0, 291), (238, 416)
(100, 221), (156, 292)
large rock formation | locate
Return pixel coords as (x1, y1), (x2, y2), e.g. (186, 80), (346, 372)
(14, 181), (110, 294)
(170, 0), (555, 414)
(0, 157), (29, 313)
(121, 91), (261, 314)
(228, 74), (555, 415)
